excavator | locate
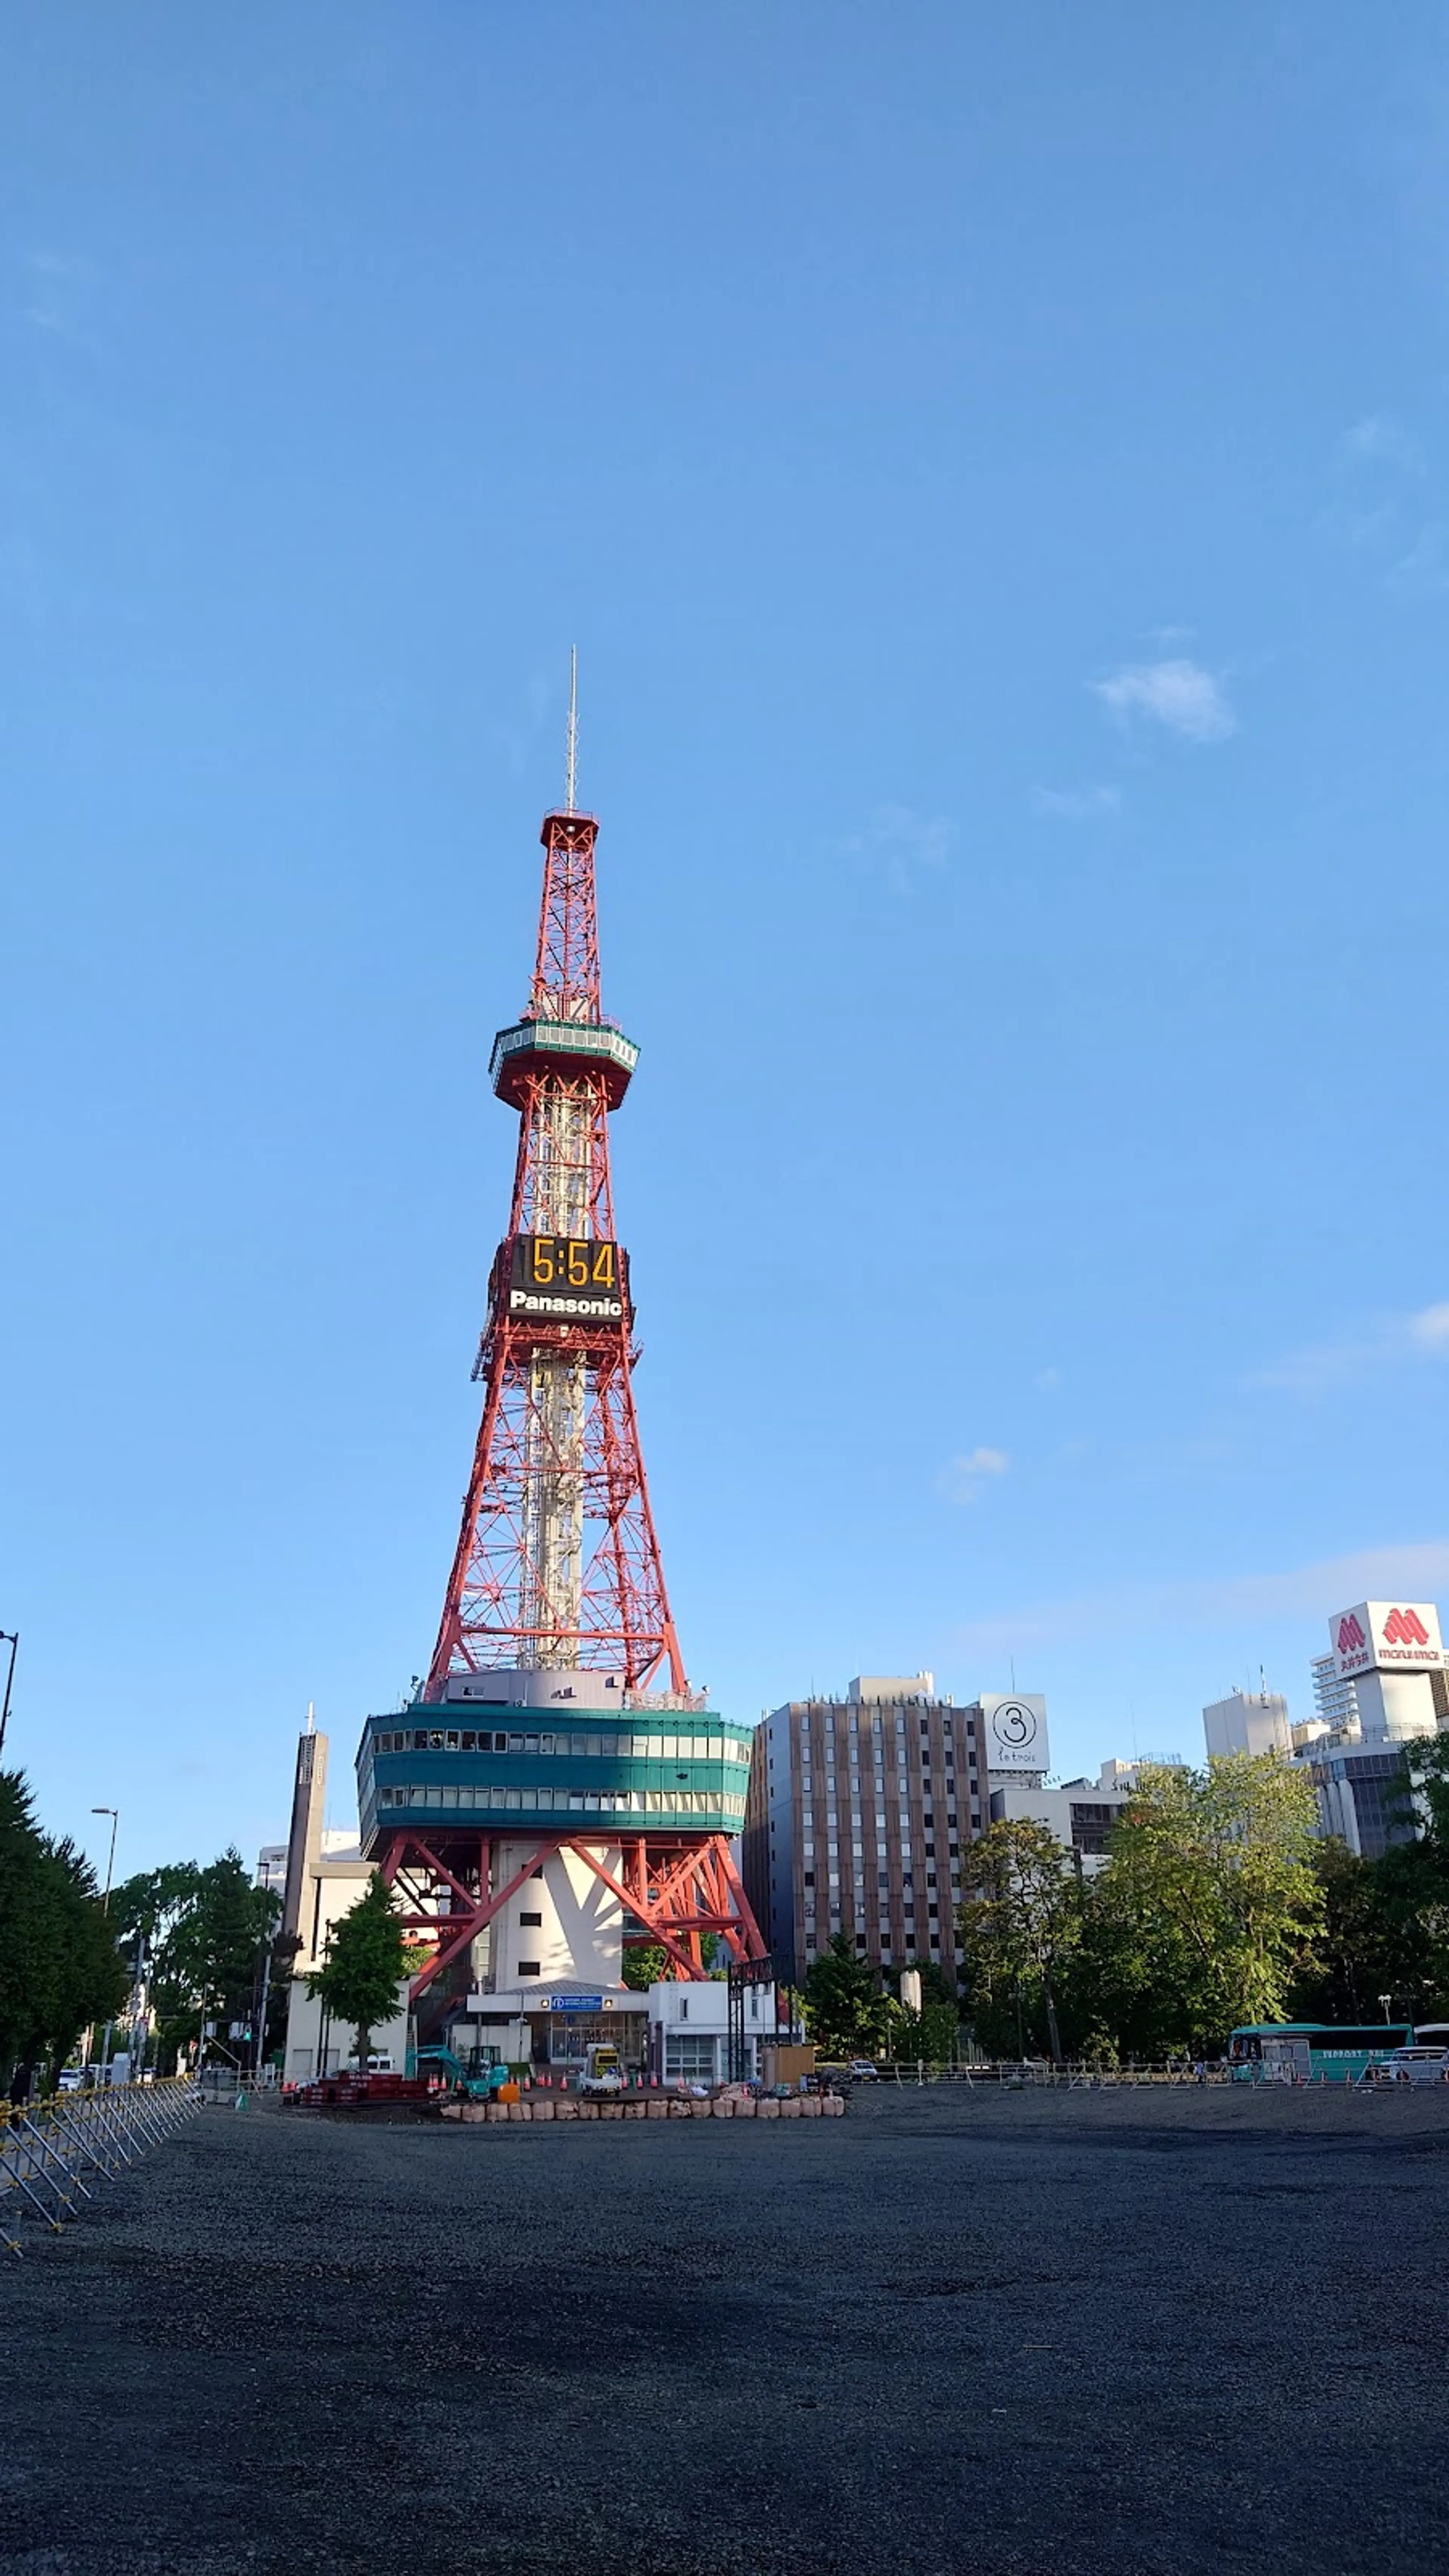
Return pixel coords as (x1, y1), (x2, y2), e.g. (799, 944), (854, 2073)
(414, 2042), (512, 2103)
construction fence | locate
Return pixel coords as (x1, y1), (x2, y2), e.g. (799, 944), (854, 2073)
(1, 2076), (202, 2258)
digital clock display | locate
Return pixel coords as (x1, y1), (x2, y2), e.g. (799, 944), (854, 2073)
(504, 1235), (630, 1325)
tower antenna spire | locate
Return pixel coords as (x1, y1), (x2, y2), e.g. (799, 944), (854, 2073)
(564, 646), (578, 815)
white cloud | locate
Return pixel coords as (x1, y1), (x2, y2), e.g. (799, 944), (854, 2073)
(1031, 783), (1123, 820)
(1408, 1303), (1449, 1349)
(843, 803), (952, 894)
(1091, 658), (1236, 744)
(1387, 521), (1449, 601)
(937, 1447), (1009, 1505)
(1258, 1299), (1449, 1393)
(948, 1538), (1449, 1661)
(22, 249), (102, 350)
(1343, 414), (1421, 472)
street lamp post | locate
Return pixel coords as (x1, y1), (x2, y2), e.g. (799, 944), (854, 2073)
(1378, 1993), (1394, 2025)
(0, 1632), (18, 1759)
(91, 1808), (120, 2084)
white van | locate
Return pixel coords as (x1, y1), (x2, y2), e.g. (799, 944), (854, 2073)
(1387, 2045), (1449, 2086)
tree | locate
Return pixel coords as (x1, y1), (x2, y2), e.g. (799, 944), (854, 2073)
(110, 1862), (202, 1958)
(1404, 1732), (1449, 1849)
(153, 1850), (279, 2058)
(622, 1933), (721, 1991)
(801, 1934), (893, 2058)
(957, 1820), (1084, 2061)
(1286, 1842), (1396, 2027)
(0, 1773), (127, 2092)
(306, 1873), (413, 2070)
(889, 2001), (959, 2064)
(623, 1944), (668, 1991)
(1102, 1755), (1324, 2052)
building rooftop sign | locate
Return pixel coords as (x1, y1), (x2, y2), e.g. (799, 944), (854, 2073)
(1330, 1601), (1443, 1681)
(980, 1693), (1049, 1775)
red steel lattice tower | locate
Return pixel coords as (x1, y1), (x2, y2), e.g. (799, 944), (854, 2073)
(369, 665), (765, 1998)
(426, 680), (683, 1697)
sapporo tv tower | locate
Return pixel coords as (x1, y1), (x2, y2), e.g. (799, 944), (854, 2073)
(355, 662), (765, 2047)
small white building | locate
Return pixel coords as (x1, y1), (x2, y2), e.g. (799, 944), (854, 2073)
(645, 1979), (775, 2085)
(989, 1760), (1144, 1873)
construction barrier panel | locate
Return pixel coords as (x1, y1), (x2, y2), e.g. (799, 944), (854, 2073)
(0, 2078), (202, 2259)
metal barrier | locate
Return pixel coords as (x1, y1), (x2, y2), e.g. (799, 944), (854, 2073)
(0, 2077), (202, 2259)
(865, 2061), (1228, 2087)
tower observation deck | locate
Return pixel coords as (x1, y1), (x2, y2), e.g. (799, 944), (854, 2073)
(358, 668), (765, 2032)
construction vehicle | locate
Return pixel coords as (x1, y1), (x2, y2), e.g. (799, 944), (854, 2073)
(578, 2044), (626, 2097)
(414, 2043), (512, 2103)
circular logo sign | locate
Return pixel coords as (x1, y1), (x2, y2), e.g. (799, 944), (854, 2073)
(990, 1701), (1038, 1753)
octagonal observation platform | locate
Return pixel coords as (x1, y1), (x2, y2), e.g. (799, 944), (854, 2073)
(489, 1016), (640, 1112)
(356, 1670), (752, 1858)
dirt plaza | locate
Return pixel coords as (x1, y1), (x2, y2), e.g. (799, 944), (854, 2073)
(1, 2082), (1444, 2576)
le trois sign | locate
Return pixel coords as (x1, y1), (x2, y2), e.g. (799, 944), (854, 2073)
(1330, 1600), (1444, 1681)
(979, 1694), (1049, 1775)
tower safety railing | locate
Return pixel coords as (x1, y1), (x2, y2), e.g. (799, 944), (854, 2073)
(0, 2076), (202, 2258)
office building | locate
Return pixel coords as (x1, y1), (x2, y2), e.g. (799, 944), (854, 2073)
(988, 1758), (1140, 1872)
(1202, 1691), (1292, 1761)
(1291, 1599), (1445, 1861)
(743, 1674), (988, 1988)
(276, 1726), (411, 2081)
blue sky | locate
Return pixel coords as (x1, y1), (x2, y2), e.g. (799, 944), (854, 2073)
(5, 7), (1449, 1878)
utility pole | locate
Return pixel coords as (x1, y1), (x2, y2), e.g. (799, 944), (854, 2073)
(91, 1807), (120, 2083)
(254, 1935), (273, 2084)
(0, 1631), (17, 1758)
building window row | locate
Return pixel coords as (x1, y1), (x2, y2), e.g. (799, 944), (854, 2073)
(376, 1727), (749, 1763)
(376, 1783), (747, 1818)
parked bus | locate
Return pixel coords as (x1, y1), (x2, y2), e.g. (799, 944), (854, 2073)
(1228, 2022), (1411, 2084)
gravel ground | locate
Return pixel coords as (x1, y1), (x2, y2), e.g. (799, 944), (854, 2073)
(2, 2083), (1446, 2576)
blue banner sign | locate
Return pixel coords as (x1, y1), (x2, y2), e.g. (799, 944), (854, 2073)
(547, 1994), (605, 2012)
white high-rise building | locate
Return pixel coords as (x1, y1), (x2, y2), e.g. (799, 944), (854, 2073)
(1310, 1655), (1359, 1736)
(1202, 1692), (1292, 1761)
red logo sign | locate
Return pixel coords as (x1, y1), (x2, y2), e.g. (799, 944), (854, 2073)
(1337, 1615), (1366, 1655)
(1383, 1606), (1431, 1647)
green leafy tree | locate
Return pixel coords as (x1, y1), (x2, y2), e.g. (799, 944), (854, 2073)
(306, 1873), (413, 2070)
(1102, 1755), (1324, 2052)
(153, 1850), (278, 2055)
(1404, 1732), (1449, 1849)
(110, 1862), (202, 1957)
(802, 1933), (893, 2058)
(889, 2001), (959, 2064)
(1286, 1842), (1401, 2026)
(623, 1934), (722, 1991)
(0, 1774), (127, 2092)
(957, 1819), (1084, 2061)
(881, 1960), (958, 2065)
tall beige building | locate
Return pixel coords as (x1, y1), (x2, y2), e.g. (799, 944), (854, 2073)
(742, 1675), (988, 1989)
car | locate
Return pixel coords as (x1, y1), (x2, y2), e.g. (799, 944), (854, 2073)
(1387, 2045), (1449, 2086)
(56, 2068), (83, 2092)
(846, 2059), (878, 2081)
